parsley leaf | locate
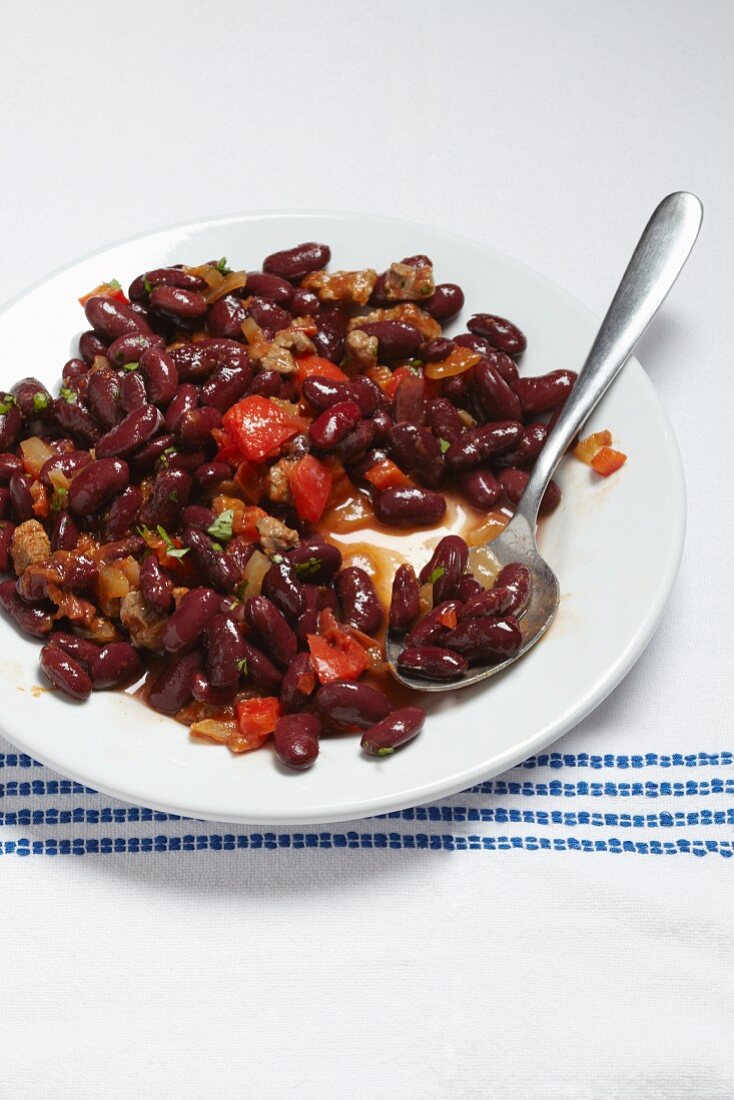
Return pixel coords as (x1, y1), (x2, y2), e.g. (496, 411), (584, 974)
(32, 392), (51, 414)
(216, 256), (232, 275)
(59, 386), (78, 404)
(206, 509), (234, 543)
(107, 278), (122, 291)
(271, 554), (284, 564)
(429, 566), (446, 585)
(155, 524), (190, 559)
(407, 359), (423, 374)
(0, 394), (16, 415)
(143, 277), (153, 294)
(294, 557), (321, 578)
(122, 361), (139, 372)
(236, 657), (248, 676)
(438, 438), (451, 454)
(50, 485), (68, 513)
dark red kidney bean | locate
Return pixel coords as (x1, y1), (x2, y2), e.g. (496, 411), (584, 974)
(163, 384), (199, 432)
(129, 267), (206, 302)
(406, 600), (463, 647)
(87, 369), (120, 430)
(422, 283), (465, 323)
(90, 642), (142, 689)
(246, 296), (291, 338)
(169, 338), (250, 382)
(9, 474), (33, 522)
(62, 361), (92, 397)
(206, 295), (247, 339)
(68, 458), (129, 515)
(245, 595), (298, 667)
(148, 649), (203, 714)
(94, 536), (144, 563)
(79, 330), (107, 364)
(474, 359), (522, 421)
(374, 486), (446, 527)
(426, 398), (466, 444)
(55, 398), (103, 448)
(396, 646), (467, 682)
(368, 272), (390, 306)
(0, 488), (11, 519)
(40, 450), (90, 489)
(279, 651), (317, 714)
(40, 643), (92, 700)
(11, 377), (53, 419)
(459, 468), (501, 510)
(138, 347), (179, 406)
(302, 375), (382, 417)
(245, 271), (294, 306)
(443, 615), (522, 662)
(454, 332), (490, 356)
(0, 580), (53, 637)
(0, 520), (15, 571)
(388, 423), (443, 488)
(176, 405), (221, 449)
(106, 332), (164, 367)
(191, 672), (237, 706)
(84, 296), (152, 341)
(161, 587), (221, 654)
(96, 404), (162, 459)
(494, 422), (548, 469)
(389, 563), (421, 635)
(261, 559), (306, 620)
(139, 554), (173, 612)
(17, 553), (96, 602)
(333, 420), (377, 466)
(309, 401), (362, 449)
(0, 453), (24, 481)
(494, 563), (533, 615)
(247, 369), (283, 398)
(288, 536), (342, 584)
(51, 510), (79, 551)
(445, 421), (523, 471)
(468, 314), (527, 356)
(205, 613), (246, 688)
(334, 566), (382, 633)
(263, 242), (331, 281)
(371, 408), (394, 442)
(499, 468), (562, 517)
(349, 376), (385, 416)
(274, 713), (320, 769)
(512, 370), (577, 417)
(200, 361), (252, 412)
(441, 372), (473, 407)
(315, 680), (391, 730)
(48, 631), (100, 669)
(179, 504), (216, 531)
(419, 337), (456, 362)
(392, 373), (425, 426)
(289, 287), (321, 315)
(193, 461), (233, 491)
(139, 468), (192, 529)
(181, 526), (240, 593)
(485, 348), (519, 385)
(168, 449), (208, 474)
(358, 321), (423, 359)
(149, 285), (208, 321)
(0, 402), (23, 452)
(419, 535), (469, 597)
(312, 322), (346, 362)
(130, 434), (177, 478)
(459, 587), (516, 619)
(240, 639), (283, 693)
(538, 479), (562, 517)
(119, 370), (148, 413)
(226, 537), (256, 577)
(457, 574), (482, 601)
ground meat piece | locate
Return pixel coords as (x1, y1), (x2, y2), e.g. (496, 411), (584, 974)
(260, 343), (297, 375)
(52, 592), (98, 627)
(264, 458), (297, 505)
(302, 269), (377, 306)
(74, 615), (120, 644)
(347, 302), (442, 340)
(256, 515), (299, 555)
(10, 519), (51, 576)
(343, 330), (378, 373)
(119, 590), (167, 651)
(383, 259), (435, 301)
(272, 328), (316, 357)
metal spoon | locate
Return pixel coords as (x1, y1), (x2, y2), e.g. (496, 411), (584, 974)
(387, 191), (703, 692)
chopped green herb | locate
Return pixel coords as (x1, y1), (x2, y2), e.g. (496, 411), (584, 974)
(407, 360), (423, 374)
(122, 361), (139, 372)
(206, 509), (234, 543)
(107, 278), (122, 291)
(236, 657), (248, 675)
(50, 485), (68, 513)
(216, 256), (232, 275)
(168, 490), (179, 504)
(211, 541), (223, 552)
(32, 392), (51, 414)
(59, 386), (78, 405)
(438, 438), (451, 454)
(294, 557), (321, 578)
(376, 747), (395, 756)
(143, 277), (153, 294)
(236, 580), (248, 601)
(136, 524), (152, 540)
(159, 445), (178, 469)
(428, 566), (446, 586)
(0, 394), (16, 415)
(155, 524), (189, 559)
(271, 554), (284, 564)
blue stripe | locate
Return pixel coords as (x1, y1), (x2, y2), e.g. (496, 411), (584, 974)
(0, 834), (732, 857)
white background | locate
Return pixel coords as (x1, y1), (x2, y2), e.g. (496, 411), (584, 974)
(1, 2), (733, 1098)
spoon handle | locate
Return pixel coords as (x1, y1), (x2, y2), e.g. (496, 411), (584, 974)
(515, 191), (703, 527)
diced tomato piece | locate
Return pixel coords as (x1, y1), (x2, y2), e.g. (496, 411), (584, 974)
(222, 396), (302, 461)
(385, 364), (415, 399)
(574, 430), (613, 465)
(294, 355), (349, 388)
(232, 460), (265, 503)
(363, 458), (412, 491)
(366, 364), (394, 392)
(437, 606), (458, 629)
(29, 481), (50, 518)
(78, 280), (128, 306)
(235, 697), (282, 745)
(288, 454), (333, 523)
(307, 609), (370, 683)
(590, 446), (627, 477)
(212, 426), (244, 466)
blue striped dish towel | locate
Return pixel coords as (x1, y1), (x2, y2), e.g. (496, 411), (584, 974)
(1, 732), (732, 859)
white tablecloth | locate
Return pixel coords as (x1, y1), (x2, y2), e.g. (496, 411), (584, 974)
(1, 2), (732, 1097)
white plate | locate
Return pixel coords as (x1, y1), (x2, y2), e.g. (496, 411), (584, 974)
(0, 211), (685, 824)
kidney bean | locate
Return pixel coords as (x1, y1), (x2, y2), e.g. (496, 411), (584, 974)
(457, 574), (482, 601)
(39, 643), (92, 700)
(453, 333), (490, 357)
(67, 458), (129, 515)
(160, 587), (220, 654)
(148, 285), (208, 322)
(90, 642), (142, 689)
(512, 370), (577, 417)
(93, 537), (143, 565)
(163, 384), (199, 433)
(302, 376), (377, 417)
(240, 639), (283, 693)
(200, 361), (252, 413)
(8, 474), (33, 522)
(443, 615), (522, 662)
(205, 613), (246, 688)
(360, 706), (426, 754)
(419, 535), (469, 603)
(61, 361), (90, 395)
(445, 420), (523, 472)
(459, 587), (516, 620)
(119, 370), (148, 413)
(225, 539), (256, 579)
(206, 295), (247, 339)
(106, 332), (164, 368)
(425, 398), (466, 445)
(312, 311), (348, 363)
(177, 338), (251, 381)
(459, 468), (501, 510)
(357, 320), (423, 359)
(11, 377), (53, 419)
(422, 283), (465, 323)
(333, 420), (377, 466)
(289, 287), (321, 315)
(246, 296), (291, 338)
(374, 486), (446, 527)
(138, 347), (179, 406)
(0, 520), (15, 571)
(51, 510), (79, 551)
(274, 713), (321, 769)
(95, 404), (162, 459)
(494, 563), (533, 616)
(193, 461), (233, 492)
(396, 646), (468, 681)
(40, 450), (90, 489)
(263, 242), (331, 281)
(138, 554), (173, 613)
(315, 680), (391, 730)
(247, 370), (283, 398)
(79, 330), (108, 365)
(0, 400), (23, 451)
(494, 422), (548, 469)
(140, 468), (191, 530)
(181, 526), (240, 593)
(86, 369), (120, 430)
(370, 408), (394, 443)
(245, 595), (297, 668)
(406, 600), (463, 647)
(55, 397), (102, 448)
(129, 435), (176, 478)
(497, 468), (561, 516)
(0, 580), (53, 638)
(468, 314), (526, 356)
(0, 488), (10, 519)
(16, 553), (93, 603)
(441, 372), (473, 407)
(179, 504), (216, 532)
(148, 649), (203, 714)
(473, 359), (522, 422)
(419, 337), (456, 362)
(334, 567), (382, 633)
(241, 271), (292, 306)
(129, 267), (207, 302)
(191, 672), (237, 706)
(309, 401), (362, 449)
(288, 536), (342, 584)
(279, 652), (317, 714)
(48, 631), (100, 669)
(175, 406), (221, 449)
(167, 449), (207, 474)
(261, 559), (306, 620)
(84, 296), (152, 341)
(387, 423), (443, 488)
(392, 373), (426, 426)
(389, 563), (421, 635)
(0, 453), (24, 481)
